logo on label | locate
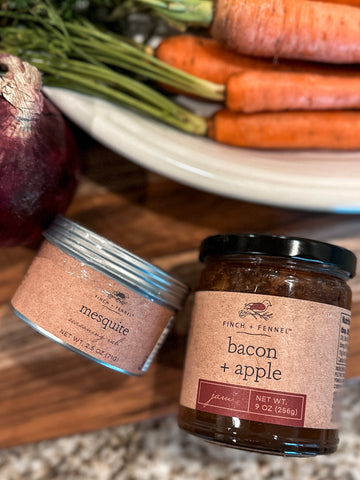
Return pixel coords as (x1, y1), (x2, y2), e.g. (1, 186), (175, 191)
(238, 300), (273, 321)
(108, 290), (129, 305)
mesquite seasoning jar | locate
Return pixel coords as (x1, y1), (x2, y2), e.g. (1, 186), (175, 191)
(11, 216), (188, 376)
(178, 233), (357, 456)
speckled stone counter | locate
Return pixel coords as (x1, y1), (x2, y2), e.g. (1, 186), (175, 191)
(0, 379), (359, 480)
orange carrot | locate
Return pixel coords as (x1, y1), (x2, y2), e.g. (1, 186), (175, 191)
(208, 110), (360, 149)
(155, 35), (360, 87)
(156, 35), (278, 85)
(226, 70), (360, 112)
(211, 0), (360, 64)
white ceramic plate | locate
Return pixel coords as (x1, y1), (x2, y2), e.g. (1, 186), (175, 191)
(44, 87), (360, 213)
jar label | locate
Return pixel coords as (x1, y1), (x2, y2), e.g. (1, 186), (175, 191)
(180, 291), (351, 429)
(11, 241), (174, 375)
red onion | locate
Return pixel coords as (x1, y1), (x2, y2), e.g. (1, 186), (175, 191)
(0, 54), (80, 247)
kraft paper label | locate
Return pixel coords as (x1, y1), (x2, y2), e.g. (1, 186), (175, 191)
(180, 291), (351, 429)
(11, 241), (174, 375)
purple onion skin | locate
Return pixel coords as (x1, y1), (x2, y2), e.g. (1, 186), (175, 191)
(0, 53), (80, 247)
(0, 62), (81, 247)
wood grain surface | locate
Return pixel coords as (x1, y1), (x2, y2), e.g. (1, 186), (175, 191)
(1, 131), (360, 448)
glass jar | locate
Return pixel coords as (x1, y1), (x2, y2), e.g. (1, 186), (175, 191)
(12, 215), (189, 376)
(178, 233), (356, 456)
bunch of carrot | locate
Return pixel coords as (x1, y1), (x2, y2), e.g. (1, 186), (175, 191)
(117, 0), (359, 149)
(3, 0), (360, 150)
(155, 33), (360, 149)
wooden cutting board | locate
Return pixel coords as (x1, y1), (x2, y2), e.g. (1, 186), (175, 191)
(1, 134), (360, 448)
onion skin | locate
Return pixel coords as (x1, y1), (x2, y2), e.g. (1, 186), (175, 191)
(0, 54), (80, 247)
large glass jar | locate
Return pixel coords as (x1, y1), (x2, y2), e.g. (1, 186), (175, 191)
(178, 233), (356, 456)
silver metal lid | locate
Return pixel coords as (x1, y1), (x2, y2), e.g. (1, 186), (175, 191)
(44, 216), (189, 311)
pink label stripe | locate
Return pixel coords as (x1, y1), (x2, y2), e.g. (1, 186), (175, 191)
(196, 379), (306, 427)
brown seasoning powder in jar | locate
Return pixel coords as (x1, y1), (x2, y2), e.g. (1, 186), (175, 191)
(178, 233), (357, 456)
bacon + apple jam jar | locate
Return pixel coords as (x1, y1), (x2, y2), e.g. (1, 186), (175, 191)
(178, 233), (356, 456)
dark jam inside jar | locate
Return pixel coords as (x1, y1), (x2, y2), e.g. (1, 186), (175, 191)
(178, 234), (356, 457)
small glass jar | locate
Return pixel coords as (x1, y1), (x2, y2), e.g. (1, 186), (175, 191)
(12, 216), (189, 376)
(178, 233), (356, 456)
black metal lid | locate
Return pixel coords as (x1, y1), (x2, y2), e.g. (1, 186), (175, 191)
(199, 233), (357, 278)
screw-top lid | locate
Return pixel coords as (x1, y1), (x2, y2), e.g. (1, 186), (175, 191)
(44, 216), (189, 311)
(199, 233), (357, 278)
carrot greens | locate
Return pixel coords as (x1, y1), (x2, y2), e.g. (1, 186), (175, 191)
(133, 0), (213, 30)
(0, 0), (221, 134)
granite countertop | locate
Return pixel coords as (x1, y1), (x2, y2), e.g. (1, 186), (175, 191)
(0, 380), (359, 480)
